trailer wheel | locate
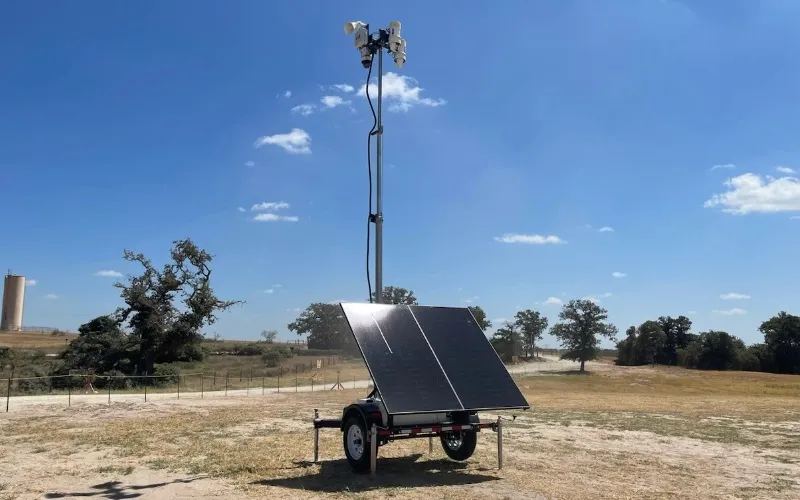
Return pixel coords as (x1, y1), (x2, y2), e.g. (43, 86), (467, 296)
(343, 414), (372, 473)
(440, 430), (477, 461)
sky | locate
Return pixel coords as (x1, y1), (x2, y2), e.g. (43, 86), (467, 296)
(2, 0), (799, 347)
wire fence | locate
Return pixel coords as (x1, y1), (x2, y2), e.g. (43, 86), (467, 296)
(1, 367), (374, 412)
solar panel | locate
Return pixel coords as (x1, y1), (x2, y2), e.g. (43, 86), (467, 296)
(340, 302), (530, 415)
(409, 305), (530, 411)
(340, 303), (462, 414)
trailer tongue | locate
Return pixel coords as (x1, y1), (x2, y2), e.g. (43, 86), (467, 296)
(311, 302), (530, 474)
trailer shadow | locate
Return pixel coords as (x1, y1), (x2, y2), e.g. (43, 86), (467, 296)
(254, 453), (500, 492)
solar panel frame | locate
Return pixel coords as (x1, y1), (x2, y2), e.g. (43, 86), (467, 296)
(340, 302), (531, 415)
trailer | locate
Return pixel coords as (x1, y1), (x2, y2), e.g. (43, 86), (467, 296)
(312, 302), (530, 474)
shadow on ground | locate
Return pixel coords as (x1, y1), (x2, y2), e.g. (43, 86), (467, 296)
(43, 476), (205, 499)
(253, 453), (500, 493)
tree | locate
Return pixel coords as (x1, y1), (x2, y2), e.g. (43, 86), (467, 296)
(370, 286), (418, 305)
(115, 239), (243, 375)
(635, 320), (666, 366)
(490, 321), (523, 362)
(514, 309), (548, 358)
(288, 302), (352, 350)
(656, 315), (693, 365)
(615, 325), (638, 366)
(261, 329), (278, 343)
(759, 311), (800, 374)
(57, 315), (138, 375)
(549, 299), (618, 372)
(467, 305), (492, 332)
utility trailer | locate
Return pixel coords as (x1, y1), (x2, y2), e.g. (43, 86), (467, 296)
(312, 302), (530, 474)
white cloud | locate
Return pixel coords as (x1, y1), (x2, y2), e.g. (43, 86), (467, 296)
(264, 288), (275, 294)
(45, 294), (58, 300)
(253, 213), (299, 222)
(273, 284), (282, 288)
(713, 308), (747, 316)
(582, 296), (601, 304)
(287, 307), (302, 313)
(291, 104), (315, 116)
(237, 207), (246, 212)
(687, 310), (697, 315)
(254, 128), (311, 154)
(26, 279), (37, 287)
(358, 73), (446, 112)
(251, 201), (290, 211)
(776, 166), (795, 174)
(598, 226), (615, 232)
(720, 292), (750, 300)
(321, 95), (351, 109)
(94, 270), (122, 278)
(710, 163), (736, 171)
(244, 161), (255, 167)
(704, 173), (800, 215)
(494, 233), (565, 245)
(333, 84), (355, 93)
(600, 292), (613, 298)
(284, 90), (292, 98)
(543, 297), (562, 306)
(611, 272), (626, 278)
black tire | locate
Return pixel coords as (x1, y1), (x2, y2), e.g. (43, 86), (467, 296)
(343, 414), (373, 473)
(440, 430), (477, 461)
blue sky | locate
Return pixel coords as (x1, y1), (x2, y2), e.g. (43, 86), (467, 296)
(2, 0), (799, 346)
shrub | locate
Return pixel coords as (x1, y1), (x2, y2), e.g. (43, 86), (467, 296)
(261, 346), (293, 367)
(16, 366), (51, 394)
(151, 364), (181, 387)
(230, 343), (266, 356)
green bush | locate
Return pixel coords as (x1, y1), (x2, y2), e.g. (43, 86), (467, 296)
(16, 366), (51, 394)
(151, 364), (181, 387)
(261, 346), (293, 367)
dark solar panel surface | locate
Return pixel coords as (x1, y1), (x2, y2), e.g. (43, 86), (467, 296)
(409, 305), (530, 411)
(340, 303), (462, 414)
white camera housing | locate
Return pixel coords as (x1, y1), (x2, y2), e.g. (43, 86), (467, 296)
(387, 21), (402, 53)
(344, 21), (367, 35)
(392, 38), (406, 69)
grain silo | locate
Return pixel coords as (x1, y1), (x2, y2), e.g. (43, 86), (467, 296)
(0, 273), (26, 331)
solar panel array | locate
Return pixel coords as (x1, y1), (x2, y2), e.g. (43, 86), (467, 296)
(340, 302), (530, 415)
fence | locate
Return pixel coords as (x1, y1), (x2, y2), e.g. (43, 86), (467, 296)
(1, 363), (372, 413)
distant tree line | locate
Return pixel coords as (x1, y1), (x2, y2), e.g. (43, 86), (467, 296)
(616, 312), (800, 374)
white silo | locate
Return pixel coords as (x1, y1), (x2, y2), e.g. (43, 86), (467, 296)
(1, 273), (26, 331)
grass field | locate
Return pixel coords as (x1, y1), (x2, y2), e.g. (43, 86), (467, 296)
(0, 363), (798, 499)
(0, 330), (77, 352)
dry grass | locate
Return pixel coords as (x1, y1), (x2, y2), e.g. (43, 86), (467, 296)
(0, 330), (76, 350)
(0, 366), (798, 499)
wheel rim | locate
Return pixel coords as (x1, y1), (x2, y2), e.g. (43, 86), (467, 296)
(347, 424), (364, 460)
(443, 432), (463, 450)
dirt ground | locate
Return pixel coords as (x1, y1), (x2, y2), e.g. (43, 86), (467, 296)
(1, 360), (798, 499)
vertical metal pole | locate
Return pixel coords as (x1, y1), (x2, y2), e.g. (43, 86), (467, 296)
(278, 370), (281, 393)
(144, 377), (147, 402)
(201, 373), (204, 399)
(262, 373), (265, 395)
(370, 423), (378, 475)
(428, 436), (433, 454)
(68, 385), (71, 407)
(108, 378), (111, 405)
(497, 417), (503, 470)
(313, 408), (319, 463)
(225, 373), (229, 396)
(374, 45), (384, 304)
(177, 375), (181, 399)
(5, 373), (12, 412)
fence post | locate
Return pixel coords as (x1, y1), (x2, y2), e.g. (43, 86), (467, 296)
(225, 372), (229, 396)
(177, 375), (181, 400)
(213, 370), (216, 388)
(5, 372), (12, 412)
(278, 369), (281, 393)
(108, 377), (111, 405)
(262, 373), (265, 396)
(311, 378), (314, 392)
(144, 374), (148, 402)
(239, 368), (242, 382)
(295, 366), (298, 392)
(201, 373), (204, 399)
(68, 385), (71, 407)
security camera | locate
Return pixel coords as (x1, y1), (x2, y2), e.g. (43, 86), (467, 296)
(360, 46), (374, 68)
(387, 21), (402, 53)
(392, 38), (406, 69)
(344, 21), (367, 35)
